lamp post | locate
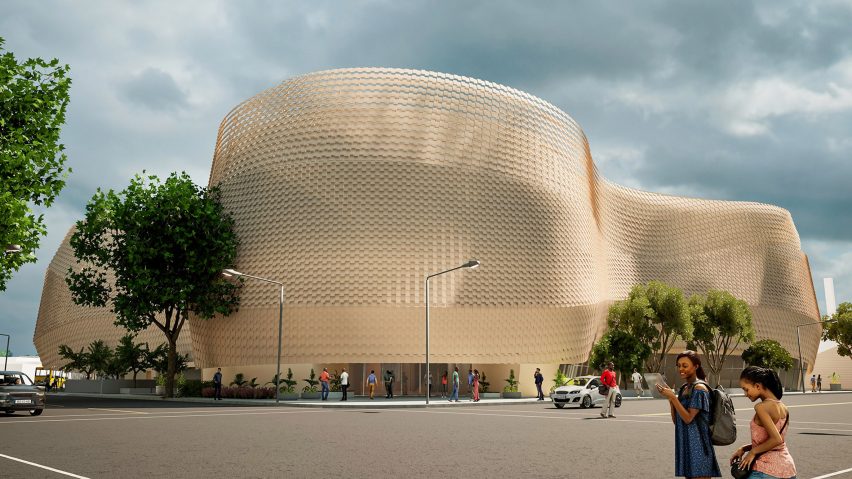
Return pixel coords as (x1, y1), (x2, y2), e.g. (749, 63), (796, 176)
(2, 245), (22, 370)
(796, 319), (835, 393)
(425, 259), (480, 405)
(223, 269), (284, 403)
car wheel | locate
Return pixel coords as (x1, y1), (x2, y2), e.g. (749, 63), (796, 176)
(29, 409), (44, 416)
(580, 395), (592, 408)
(554, 403), (564, 409)
(615, 394), (622, 408)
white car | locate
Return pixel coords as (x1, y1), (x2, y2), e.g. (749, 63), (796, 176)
(550, 375), (622, 409)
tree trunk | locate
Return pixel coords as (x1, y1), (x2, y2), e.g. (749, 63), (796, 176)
(132, 371), (138, 388)
(166, 337), (177, 398)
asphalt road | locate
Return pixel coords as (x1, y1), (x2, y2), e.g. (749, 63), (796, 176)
(1, 394), (851, 478)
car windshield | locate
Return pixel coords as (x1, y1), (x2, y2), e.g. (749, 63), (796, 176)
(566, 378), (588, 386)
(0, 373), (33, 386)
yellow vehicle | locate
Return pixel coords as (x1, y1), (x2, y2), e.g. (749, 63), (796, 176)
(34, 368), (66, 390)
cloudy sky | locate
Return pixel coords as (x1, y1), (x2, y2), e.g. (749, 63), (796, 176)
(1, 1), (850, 356)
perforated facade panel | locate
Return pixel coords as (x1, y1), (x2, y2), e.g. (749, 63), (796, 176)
(34, 68), (820, 370)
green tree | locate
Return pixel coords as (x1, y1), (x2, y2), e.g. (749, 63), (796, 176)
(146, 343), (188, 377)
(0, 349), (11, 357)
(741, 339), (794, 371)
(823, 302), (852, 359)
(114, 334), (150, 387)
(589, 329), (652, 388)
(688, 290), (755, 385)
(58, 344), (95, 380)
(645, 281), (693, 372)
(0, 38), (72, 290)
(503, 369), (518, 393)
(65, 172), (241, 397)
(86, 340), (114, 379)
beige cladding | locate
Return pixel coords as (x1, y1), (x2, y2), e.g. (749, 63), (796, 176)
(34, 68), (820, 371)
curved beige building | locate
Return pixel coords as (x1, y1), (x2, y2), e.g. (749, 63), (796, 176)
(35, 68), (820, 392)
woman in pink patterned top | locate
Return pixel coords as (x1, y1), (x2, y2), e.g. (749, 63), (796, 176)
(730, 366), (797, 479)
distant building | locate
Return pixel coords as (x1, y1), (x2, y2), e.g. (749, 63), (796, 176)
(34, 68), (820, 396)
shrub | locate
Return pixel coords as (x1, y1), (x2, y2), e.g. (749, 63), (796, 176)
(551, 369), (568, 393)
(180, 379), (204, 397)
(503, 369), (519, 393)
(202, 387), (215, 398)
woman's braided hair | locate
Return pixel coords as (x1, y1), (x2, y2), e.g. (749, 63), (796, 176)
(740, 365), (783, 399)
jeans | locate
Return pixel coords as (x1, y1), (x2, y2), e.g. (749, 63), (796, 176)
(214, 383), (222, 400)
(341, 384), (348, 401)
(321, 381), (329, 400)
(450, 384), (459, 401)
(536, 383), (543, 400)
(749, 471), (796, 479)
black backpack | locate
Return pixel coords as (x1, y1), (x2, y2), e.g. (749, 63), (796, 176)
(679, 380), (737, 450)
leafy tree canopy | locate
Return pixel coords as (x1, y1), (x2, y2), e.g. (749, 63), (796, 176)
(823, 302), (852, 359)
(0, 37), (72, 290)
(688, 290), (755, 384)
(742, 339), (794, 371)
(590, 329), (652, 387)
(66, 172), (240, 396)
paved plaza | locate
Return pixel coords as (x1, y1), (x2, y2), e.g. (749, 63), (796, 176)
(0, 393), (851, 478)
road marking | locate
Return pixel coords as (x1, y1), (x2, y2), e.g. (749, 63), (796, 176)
(810, 466), (852, 479)
(39, 407), (285, 418)
(0, 453), (91, 478)
(88, 408), (148, 414)
(0, 409), (323, 425)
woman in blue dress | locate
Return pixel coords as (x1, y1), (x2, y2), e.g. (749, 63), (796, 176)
(656, 350), (722, 478)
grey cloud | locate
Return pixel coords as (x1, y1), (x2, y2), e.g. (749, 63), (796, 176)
(120, 68), (189, 112)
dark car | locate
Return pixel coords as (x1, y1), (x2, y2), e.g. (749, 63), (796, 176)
(1, 371), (46, 416)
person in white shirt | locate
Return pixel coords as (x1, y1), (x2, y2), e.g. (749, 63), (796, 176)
(340, 368), (349, 401)
(631, 369), (643, 397)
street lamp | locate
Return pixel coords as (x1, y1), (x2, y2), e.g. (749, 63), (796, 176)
(223, 268), (285, 403)
(796, 319), (835, 393)
(2, 245), (22, 370)
(0, 334), (9, 371)
(425, 259), (480, 405)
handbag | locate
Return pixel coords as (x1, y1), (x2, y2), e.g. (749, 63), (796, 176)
(729, 414), (789, 479)
(598, 384), (610, 395)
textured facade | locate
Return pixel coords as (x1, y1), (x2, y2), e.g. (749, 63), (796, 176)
(35, 68), (821, 380)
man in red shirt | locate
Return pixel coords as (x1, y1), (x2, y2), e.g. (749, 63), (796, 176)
(600, 362), (618, 418)
(319, 367), (330, 401)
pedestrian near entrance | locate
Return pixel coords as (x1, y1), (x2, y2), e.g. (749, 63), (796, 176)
(384, 370), (394, 399)
(600, 362), (618, 418)
(320, 368), (331, 401)
(340, 368), (349, 401)
(468, 369), (474, 399)
(657, 350), (722, 479)
(449, 367), (460, 402)
(367, 370), (377, 399)
(441, 371), (448, 398)
(213, 368), (223, 400)
(472, 369), (480, 402)
(810, 374), (816, 392)
(730, 366), (796, 479)
(816, 374), (822, 393)
(534, 368), (544, 400)
(632, 368), (644, 397)
(425, 371), (432, 396)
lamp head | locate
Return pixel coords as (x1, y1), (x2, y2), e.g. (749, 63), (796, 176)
(4, 244), (22, 254)
(222, 268), (243, 277)
(464, 259), (480, 269)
